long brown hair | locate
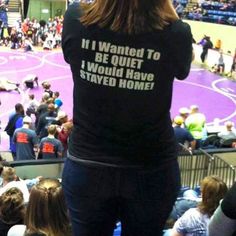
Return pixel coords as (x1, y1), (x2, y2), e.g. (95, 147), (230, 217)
(80, 0), (179, 34)
(25, 178), (70, 236)
(198, 175), (228, 216)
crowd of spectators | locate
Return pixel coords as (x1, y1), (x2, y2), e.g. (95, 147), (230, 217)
(3, 80), (73, 161)
(174, 0), (236, 25)
(0, 162), (71, 236)
(173, 104), (236, 151)
(0, 16), (63, 50)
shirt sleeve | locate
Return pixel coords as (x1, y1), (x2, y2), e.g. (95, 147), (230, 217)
(62, 2), (83, 64)
(32, 132), (38, 146)
(221, 182), (236, 219)
(15, 117), (23, 129)
(12, 130), (17, 143)
(57, 140), (64, 153)
(168, 20), (193, 80)
(173, 208), (196, 234)
(208, 204), (236, 236)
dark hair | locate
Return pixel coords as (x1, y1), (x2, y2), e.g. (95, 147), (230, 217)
(29, 94), (35, 100)
(15, 103), (25, 115)
(80, 0), (179, 34)
(53, 91), (60, 97)
(0, 187), (25, 224)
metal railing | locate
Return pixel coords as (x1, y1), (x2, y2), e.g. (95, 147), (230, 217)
(177, 144), (194, 188)
(209, 154), (236, 187)
(178, 146), (236, 188)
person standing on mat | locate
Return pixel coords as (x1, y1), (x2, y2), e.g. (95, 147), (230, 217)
(62, 0), (193, 235)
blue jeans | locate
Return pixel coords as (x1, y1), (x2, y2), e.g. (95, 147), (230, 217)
(62, 158), (180, 236)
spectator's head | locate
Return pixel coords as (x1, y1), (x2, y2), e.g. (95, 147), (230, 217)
(190, 105), (199, 114)
(62, 121), (73, 133)
(23, 116), (32, 125)
(225, 121), (234, 131)
(179, 107), (190, 119)
(0, 187), (25, 224)
(41, 92), (50, 102)
(48, 124), (57, 136)
(1, 167), (17, 184)
(56, 111), (68, 123)
(47, 103), (55, 112)
(53, 91), (60, 99)
(15, 103), (24, 115)
(29, 94), (35, 100)
(174, 116), (184, 126)
(25, 178), (70, 236)
(198, 175), (228, 216)
(46, 98), (54, 105)
(42, 81), (51, 90)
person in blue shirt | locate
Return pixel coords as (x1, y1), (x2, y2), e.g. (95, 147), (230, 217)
(173, 116), (196, 151)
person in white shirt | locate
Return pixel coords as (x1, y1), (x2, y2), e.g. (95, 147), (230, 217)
(0, 167), (29, 203)
(218, 121), (236, 141)
(170, 175), (227, 236)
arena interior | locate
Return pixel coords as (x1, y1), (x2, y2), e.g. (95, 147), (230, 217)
(0, 0), (236, 235)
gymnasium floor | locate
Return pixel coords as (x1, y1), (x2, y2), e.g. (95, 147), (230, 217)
(0, 48), (236, 151)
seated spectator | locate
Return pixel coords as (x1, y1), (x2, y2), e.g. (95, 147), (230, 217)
(7, 178), (71, 236)
(23, 37), (34, 52)
(0, 167), (29, 203)
(185, 105), (206, 148)
(218, 121), (236, 140)
(175, 2), (185, 17)
(208, 182), (236, 236)
(211, 50), (225, 74)
(173, 116), (196, 151)
(0, 187), (25, 236)
(38, 125), (63, 159)
(169, 175), (228, 236)
(178, 107), (190, 127)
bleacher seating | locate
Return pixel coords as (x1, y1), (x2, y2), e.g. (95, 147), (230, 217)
(182, 0), (236, 25)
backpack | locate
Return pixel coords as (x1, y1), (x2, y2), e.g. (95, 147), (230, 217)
(4, 114), (21, 136)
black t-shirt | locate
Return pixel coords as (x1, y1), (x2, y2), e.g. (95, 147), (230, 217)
(62, 3), (193, 166)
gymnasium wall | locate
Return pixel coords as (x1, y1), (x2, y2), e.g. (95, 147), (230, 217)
(27, 0), (66, 21)
(185, 20), (236, 55)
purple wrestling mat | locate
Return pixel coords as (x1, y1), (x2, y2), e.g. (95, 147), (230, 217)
(0, 49), (236, 151)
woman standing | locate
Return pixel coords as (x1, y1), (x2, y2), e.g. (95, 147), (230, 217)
(62, 0), (193, 235)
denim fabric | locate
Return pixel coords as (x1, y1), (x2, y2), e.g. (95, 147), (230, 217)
(62, 158), (180, 236)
